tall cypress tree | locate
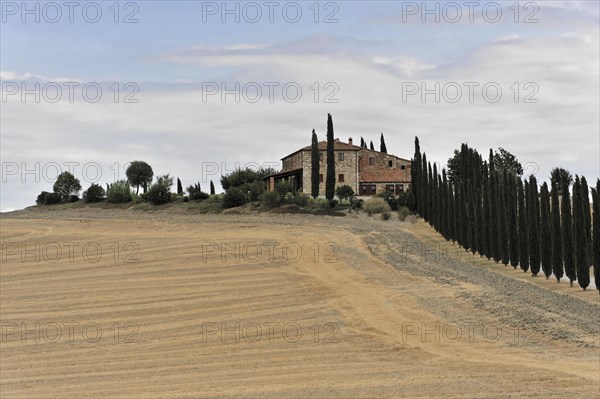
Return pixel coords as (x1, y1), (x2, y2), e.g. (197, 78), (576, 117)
(370, 141), (375, 151)
(210, 180), (216, 195)
(412, 137), (422, 215)
(360, 137), (365, 148)
(562, 175), (576, 286)
(580, 177), (592, 266)
(311, 129), (320, 199)
(380, 133), (388, 153)
(551, 182), (563, 282)
(573, 177), (590, 290)
(441, 170), (449, 239)
(428, 162), (434, 226)
(177, 178), (183, 196)
(482, 163), (491, 259)
(448, 183), (456, 243)
(518, 179), (529, 272)
(489, 150), (499, 262)
(508, 175), (519, 268)
(500, 170), (510, 265)
(422, 154), (429, 221)
(325, 114), (336, 201)
(432, 163), (439, 229)
(540, 182), (552, 279)
(592, 181), (600, 294)
(528, 176), (541, 276)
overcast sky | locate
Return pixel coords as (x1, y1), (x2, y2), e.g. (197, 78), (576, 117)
(1, 0), (598, 211)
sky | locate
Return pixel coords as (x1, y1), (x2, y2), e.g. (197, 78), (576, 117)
(1, 0), (599, 211)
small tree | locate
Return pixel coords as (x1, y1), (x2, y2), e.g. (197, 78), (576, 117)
(210, 180), (216, 195)
(53, 172), (81, 200)
(126, 161), (154, 194)
(493, 147), (523, 177)
(107, 180), (133, 203)
(380, 133), (387, 153)
(83, 183), (106, 203)
(223, 187), (247, 208)
(36, 191), (62, 205)
(370, 141), (375, 151)
(177, 178), (183, 196)
(325, 114), (336, 201)
(311, 129), (320, 199)
(335, 185), (355, 204)
(550, 167), (573, 192)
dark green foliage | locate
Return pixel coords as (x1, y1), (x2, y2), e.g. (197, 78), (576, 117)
(177, 178), (183, 196)
(311, 129), (320, 199)
(493, 147), (523, 177)
(83, 183), (105, 203)
(562, 175), (576, 286)
(528, 176), (541, 276)
(481, 163), (491, 258)
(422, 154), (429, 221)
(126, 161), (153, 194)
(580, 177), (592, 266)
(550, 167), (573, 192)
(573, 177), (590, 290)
(592, 180), (600, 293)
(69, 195), (79, 202)
(499, 170), (510, 265)
(261, 190), (281, 208)
(508, 175), (519, 268)
(335, 185), (355, 203)
(551, 182), (563, 282)
(220, 168), (268, 201)
(540, 183), (552, 278)
(489, 151), (499, 262)
(183, 196), (189, 203)
(518, 179), (529, 272)
(210, 180), (216, 195)
(187, 183), (209, 201)
(380, 133), (387, 153)
(223, 188), (247, 208)
(53, 171), (82, 200)
(412, 137), (422, 215)
(275, 180), (293, 200)
(406, 190), (416, 212)
(107, 180), (133, 204)
(360, 137), (365, 148)
(370, 141), (375, 151)
(145, 183), (171, 205)
(36, 191), (62, 205)
(325, 114), (336, 201)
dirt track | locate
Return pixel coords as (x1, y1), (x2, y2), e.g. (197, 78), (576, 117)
(1, 207), (599, 398)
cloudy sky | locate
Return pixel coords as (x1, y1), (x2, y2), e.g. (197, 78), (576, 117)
(1, 0), (598, 211)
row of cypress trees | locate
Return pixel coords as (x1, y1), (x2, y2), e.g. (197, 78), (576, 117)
(411, 137), (600, 292)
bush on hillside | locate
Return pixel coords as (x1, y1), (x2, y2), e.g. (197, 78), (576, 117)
(36, 191), (62, 205)
(83, 183), (106, 203)
(107, 180), (133, 204)
(364, 197), (391, 216)
(223, 187), (247, 208)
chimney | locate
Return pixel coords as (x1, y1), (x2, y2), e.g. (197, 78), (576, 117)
(348, 137), (353, 146)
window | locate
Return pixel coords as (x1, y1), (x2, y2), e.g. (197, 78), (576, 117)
(338, 152), (344, 161)
(371, 184), (377, 194)
(319, 174), (324, 183)
(385, 184), (394, 192)
(387, 160), (393, 168)
(319, 153), (323, 161)
(338, 174), (345, 183)
(395, 184), (404, 195)
(369, 157), (374, 165)
(401, 165), (406, 170)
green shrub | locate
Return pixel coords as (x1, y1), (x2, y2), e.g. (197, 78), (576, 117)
(262, 190), (281, 208)
(69, 195), (79, 202)
(187, 183), (210, 201)
(335, 185), (355, 203)
(275, 180), (294, 200)
(107, 180), (133, 204)
(183, 196), (189, 203)
(223, 187), (247, 208)
(83, 183), (105, 203)
(364, 197), (391, 216)
(36, 191), (62, 205)
(382, 209), (392, 220)
(351, 198), (364, 210)
(145, 182), (171, 205)
(291, 194), (309, 207)
(398, 206), (411, 221)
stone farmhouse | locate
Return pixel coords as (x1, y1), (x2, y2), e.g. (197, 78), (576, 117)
(265, 138), (412, 196)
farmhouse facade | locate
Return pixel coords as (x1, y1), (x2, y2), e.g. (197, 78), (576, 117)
(266, 138), (412, 196)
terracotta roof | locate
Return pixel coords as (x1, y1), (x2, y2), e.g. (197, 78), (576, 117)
(359, 169), (410, 183)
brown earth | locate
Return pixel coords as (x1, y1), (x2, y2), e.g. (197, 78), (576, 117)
(1, 206), (598, 398)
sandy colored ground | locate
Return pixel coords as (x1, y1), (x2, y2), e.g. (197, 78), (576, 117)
(1, 211), (599, 398)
